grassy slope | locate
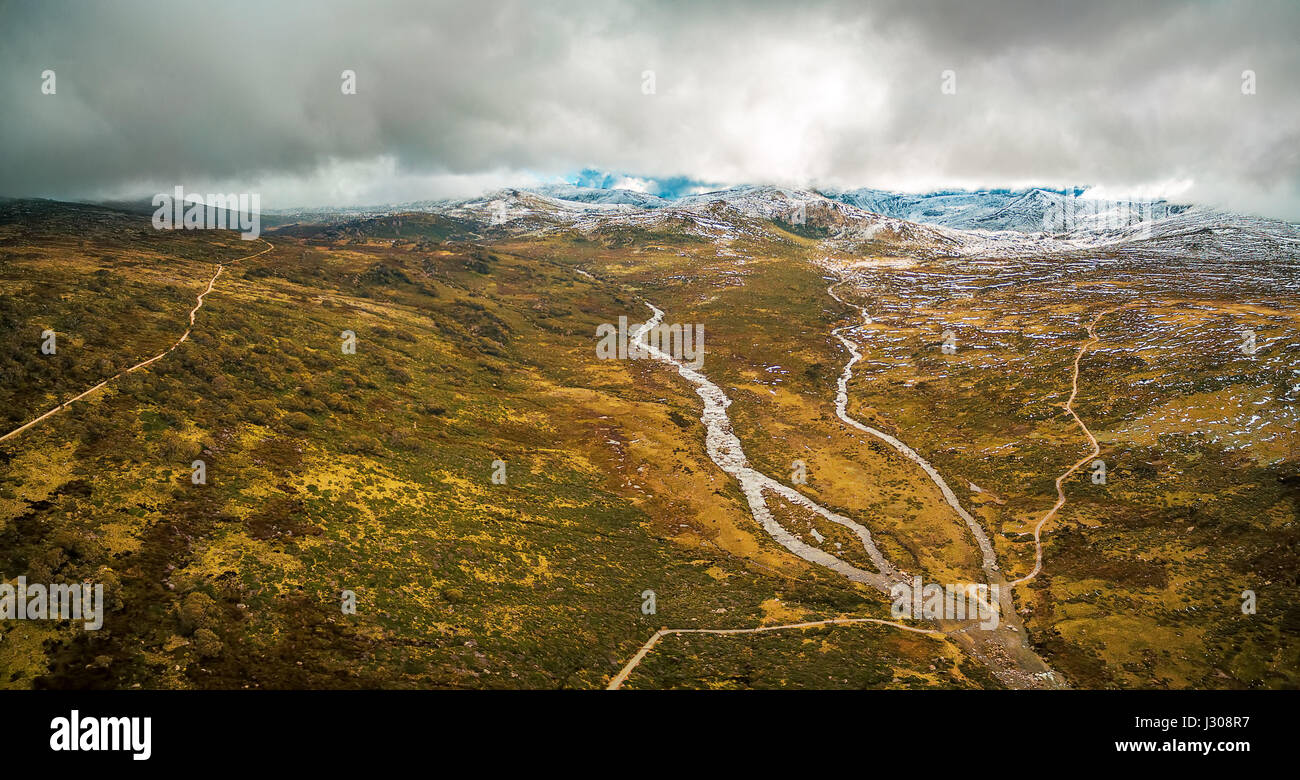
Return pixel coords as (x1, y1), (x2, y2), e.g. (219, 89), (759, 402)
(0, 204), (976, 689)
(2, 201), (1294, 689)
(834, 251), (1300, 689)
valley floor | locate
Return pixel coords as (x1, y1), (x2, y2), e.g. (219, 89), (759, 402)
(1, 200), (1296, 689)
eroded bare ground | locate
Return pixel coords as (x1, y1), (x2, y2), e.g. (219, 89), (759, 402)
(1, 199), (1296, 688)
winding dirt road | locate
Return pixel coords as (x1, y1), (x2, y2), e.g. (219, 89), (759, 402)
(0, 238), (274, 445)
(1009, 306), (1115, 588)
(607, 617), (945, 690)
(823, 281), (1061, 686)
(613, 298), (1064, 689)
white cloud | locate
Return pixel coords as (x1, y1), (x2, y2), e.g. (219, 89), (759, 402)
(611, 176), (652, 193)
(1, 0), (1297, 218)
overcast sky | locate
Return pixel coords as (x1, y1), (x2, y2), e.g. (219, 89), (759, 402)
(1, 0), (1297, 218)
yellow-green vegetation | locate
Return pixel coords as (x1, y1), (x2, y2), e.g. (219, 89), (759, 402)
(0, 201), (957, 689)
(622, 622), (996, 690)
(827, 252), (1300, 689)
(1, 199), (1295, 689)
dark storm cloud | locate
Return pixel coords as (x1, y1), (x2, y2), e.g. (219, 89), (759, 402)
(0, 0), (1296, 217)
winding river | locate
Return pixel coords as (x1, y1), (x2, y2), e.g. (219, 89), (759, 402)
(631, 303), (899, 592)
(628, 293), (1064, 688)
(827, 282), (1000, 575)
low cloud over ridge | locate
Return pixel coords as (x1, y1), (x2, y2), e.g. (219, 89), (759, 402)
(1, 0), (1297, 219)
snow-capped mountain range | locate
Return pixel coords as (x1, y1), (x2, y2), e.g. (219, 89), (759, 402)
(444, 183), (1193, 235)
(266, 183), (1300, 262)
